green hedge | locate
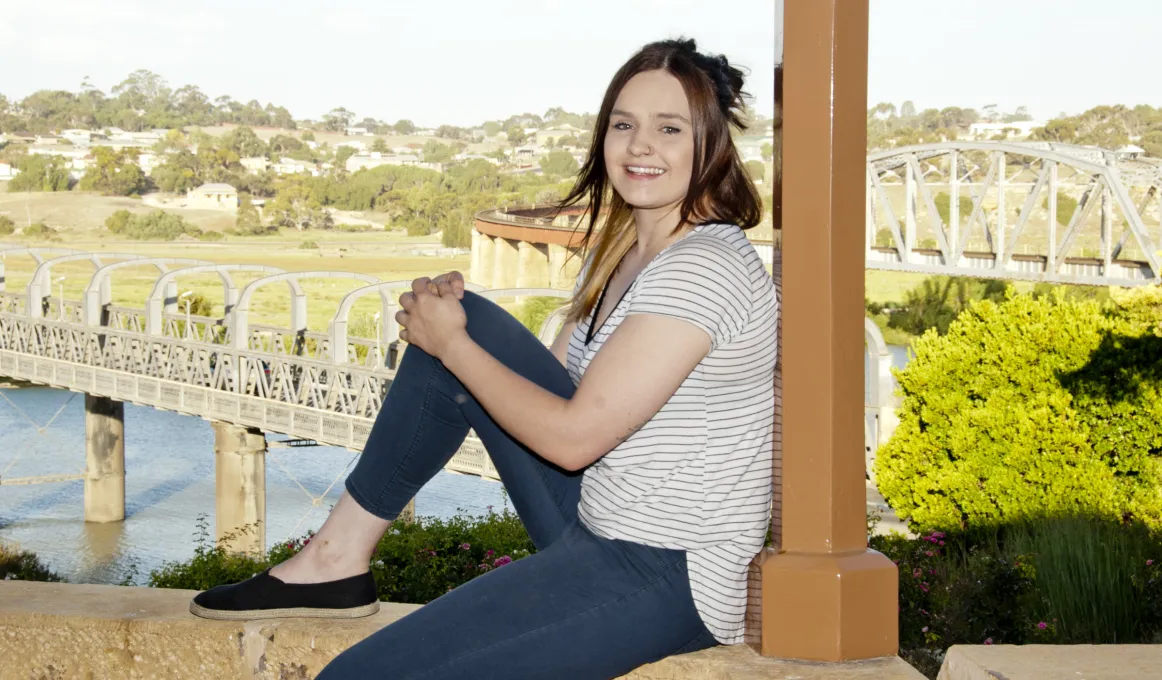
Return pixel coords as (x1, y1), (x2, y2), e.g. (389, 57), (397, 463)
(875, 291), (1162, 533)
(0, 543), (62, 582)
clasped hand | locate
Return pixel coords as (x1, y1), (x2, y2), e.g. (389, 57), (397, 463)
(396, 272), (468, 359)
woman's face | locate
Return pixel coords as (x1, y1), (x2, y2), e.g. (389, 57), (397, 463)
(603, 69), (695, 213)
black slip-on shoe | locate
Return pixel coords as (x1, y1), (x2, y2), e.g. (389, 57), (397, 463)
(189, 568), (380, 620)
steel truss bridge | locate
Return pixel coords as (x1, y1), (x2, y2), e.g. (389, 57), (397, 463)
(866, 142), (1162, 286)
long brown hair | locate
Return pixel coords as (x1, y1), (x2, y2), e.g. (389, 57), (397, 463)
(559, 38), (763, 324)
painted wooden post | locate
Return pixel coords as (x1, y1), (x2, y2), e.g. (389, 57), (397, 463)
(760, 0), (899, 662)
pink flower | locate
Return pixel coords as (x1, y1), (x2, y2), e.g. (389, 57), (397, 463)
(913, 568), (923, 578)
(427, 549), (437, 557)
(1037, 621), (1048, 630)
(1148, 559), (1155, 566)
(984, 638), (994, 645)
(485, 549), (495, 558)
(921, 626), (929, 633)
(493, 555), (512, 567)
(925, 551), (934, 557)
(303, 538), (310, 546)
(460, 543), (471, 551)
(919, 583), (930, 593)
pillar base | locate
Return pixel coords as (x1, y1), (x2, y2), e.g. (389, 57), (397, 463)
(761, 547), (898, 662)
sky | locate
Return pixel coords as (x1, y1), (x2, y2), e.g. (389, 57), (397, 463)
(0, 0), (1156, 128)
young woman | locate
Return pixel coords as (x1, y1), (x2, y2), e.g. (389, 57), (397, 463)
(191, 38), (778, 679)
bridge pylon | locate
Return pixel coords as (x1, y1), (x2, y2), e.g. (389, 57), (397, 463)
(83, 395), (125, 523)
(212, 421), (266, 556)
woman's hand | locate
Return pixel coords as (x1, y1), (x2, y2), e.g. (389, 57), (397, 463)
(429, 271), (466, 299)
(396, 277), (468, 359)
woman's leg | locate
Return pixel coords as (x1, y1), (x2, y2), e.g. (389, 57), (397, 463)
(317, 522), (718, 680)
(273, 291), (583, 584)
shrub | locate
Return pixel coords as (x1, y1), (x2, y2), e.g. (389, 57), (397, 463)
(149, 509), (536, 605)
(22, 222), (54, 238)
(197, 230), (225, 242)
(513, 296), (567, 335)
(875, 292), (1162, 533)
(933, 192), (973, 224)
(334, 223), (372, 232)
(877, 516), (1162, 678)
(0, 543), (63, 582)
(1044, 191), (1079, 226)
(0, 215), (14, 235)
(104, 209), (201, 241)
(299, 239), (318, 249)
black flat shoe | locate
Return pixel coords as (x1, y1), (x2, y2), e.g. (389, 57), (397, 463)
(189, 568), (380, 620)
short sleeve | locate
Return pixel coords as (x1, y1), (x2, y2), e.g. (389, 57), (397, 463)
(626, 238), (752, 350)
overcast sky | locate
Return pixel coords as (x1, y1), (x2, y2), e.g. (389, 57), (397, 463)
(0, 0), (1155, 127)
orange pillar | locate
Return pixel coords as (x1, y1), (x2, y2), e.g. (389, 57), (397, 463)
(760, 0), (898, 662)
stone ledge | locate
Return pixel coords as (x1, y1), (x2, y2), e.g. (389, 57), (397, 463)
(938, 644), (1162, 680)
(0, 581), (924, 679)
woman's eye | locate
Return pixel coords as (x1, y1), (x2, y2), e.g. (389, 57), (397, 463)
(612, 121), (632, 131)
(662, 126), (682, 135)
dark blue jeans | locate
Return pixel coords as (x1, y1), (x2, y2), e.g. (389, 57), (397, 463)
(322, 292), (717, 679)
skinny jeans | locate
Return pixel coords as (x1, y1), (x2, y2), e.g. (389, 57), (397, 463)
(319, 291), (717, 680)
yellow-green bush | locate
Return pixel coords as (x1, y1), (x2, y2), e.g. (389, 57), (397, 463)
(875, 292), (1162, 533)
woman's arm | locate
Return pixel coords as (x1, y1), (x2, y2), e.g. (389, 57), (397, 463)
(440, 313), (709, 471)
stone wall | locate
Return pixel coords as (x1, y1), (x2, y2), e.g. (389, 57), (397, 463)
(0, 581), (923, 680)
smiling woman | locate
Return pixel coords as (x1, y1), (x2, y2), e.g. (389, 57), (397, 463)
(189, 38), (778, 680)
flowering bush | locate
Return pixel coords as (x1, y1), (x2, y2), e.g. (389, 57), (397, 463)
(875, 515), (1162, 678)
(148, 507), (535, 604)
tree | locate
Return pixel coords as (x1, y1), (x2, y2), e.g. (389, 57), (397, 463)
(744, 160), (765, 182)
(761, 143), (773, 162)
(79, 146), (146, 196)
(301, 131), (316, 143)
(482, 121), (502, 137)
(323, 107), (355, 132)
(393, 119), (416, 135)
(538, 150), (579, 178)
(371, 138), (389, 153)
(221, 126), (267, 158)
(104, 210), (132, 234)
(900, 100), (917, 119)
(8, 155), (70, 192)
(335, 145), (358, 170)
(266, 182), (332, 231)
(235, 193), (270, 235)
(422, 141), (455, 163)
(0, 215), (14, 235)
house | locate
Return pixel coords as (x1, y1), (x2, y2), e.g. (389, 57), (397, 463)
(414, 129), (436, 137)
(968, 121), (1043, 139)
(240, 157), (270, 173)
(345, 126), (372, 136)
(0, 163), (18, 181)
(271, 158), (318, 176)
(1116, 144), (1146, 160)
(137, 153), (159, 174)
(345, 153), (421, 173)
(454, 153), (500, 166)
(60, 129), (93, 145)
(186, 183), (239, 211)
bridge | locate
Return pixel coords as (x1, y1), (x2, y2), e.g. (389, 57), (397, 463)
(473, 141), (1162, 288)
(0, 245), (577, 553)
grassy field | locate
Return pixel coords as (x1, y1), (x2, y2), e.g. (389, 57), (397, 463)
(0, 191), (471, 330)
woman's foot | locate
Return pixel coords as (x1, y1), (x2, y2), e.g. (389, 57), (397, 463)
(190, 569), (379, 620)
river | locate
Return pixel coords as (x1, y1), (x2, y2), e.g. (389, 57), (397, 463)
(0, 344), (912, 586)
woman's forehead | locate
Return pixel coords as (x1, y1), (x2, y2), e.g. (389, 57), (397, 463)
(614, 71), (690, 115)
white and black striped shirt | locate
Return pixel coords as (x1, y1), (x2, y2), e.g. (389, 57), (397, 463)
(568, 223), (777, 644)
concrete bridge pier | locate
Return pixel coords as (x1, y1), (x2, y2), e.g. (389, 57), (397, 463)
(83, 395), (125, 523)
(212, 421), (266, 555)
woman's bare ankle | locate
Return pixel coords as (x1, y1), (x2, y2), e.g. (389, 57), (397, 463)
(269, 538), (371, 584)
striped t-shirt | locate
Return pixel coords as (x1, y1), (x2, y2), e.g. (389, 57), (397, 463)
(567, 222), (778, 644)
